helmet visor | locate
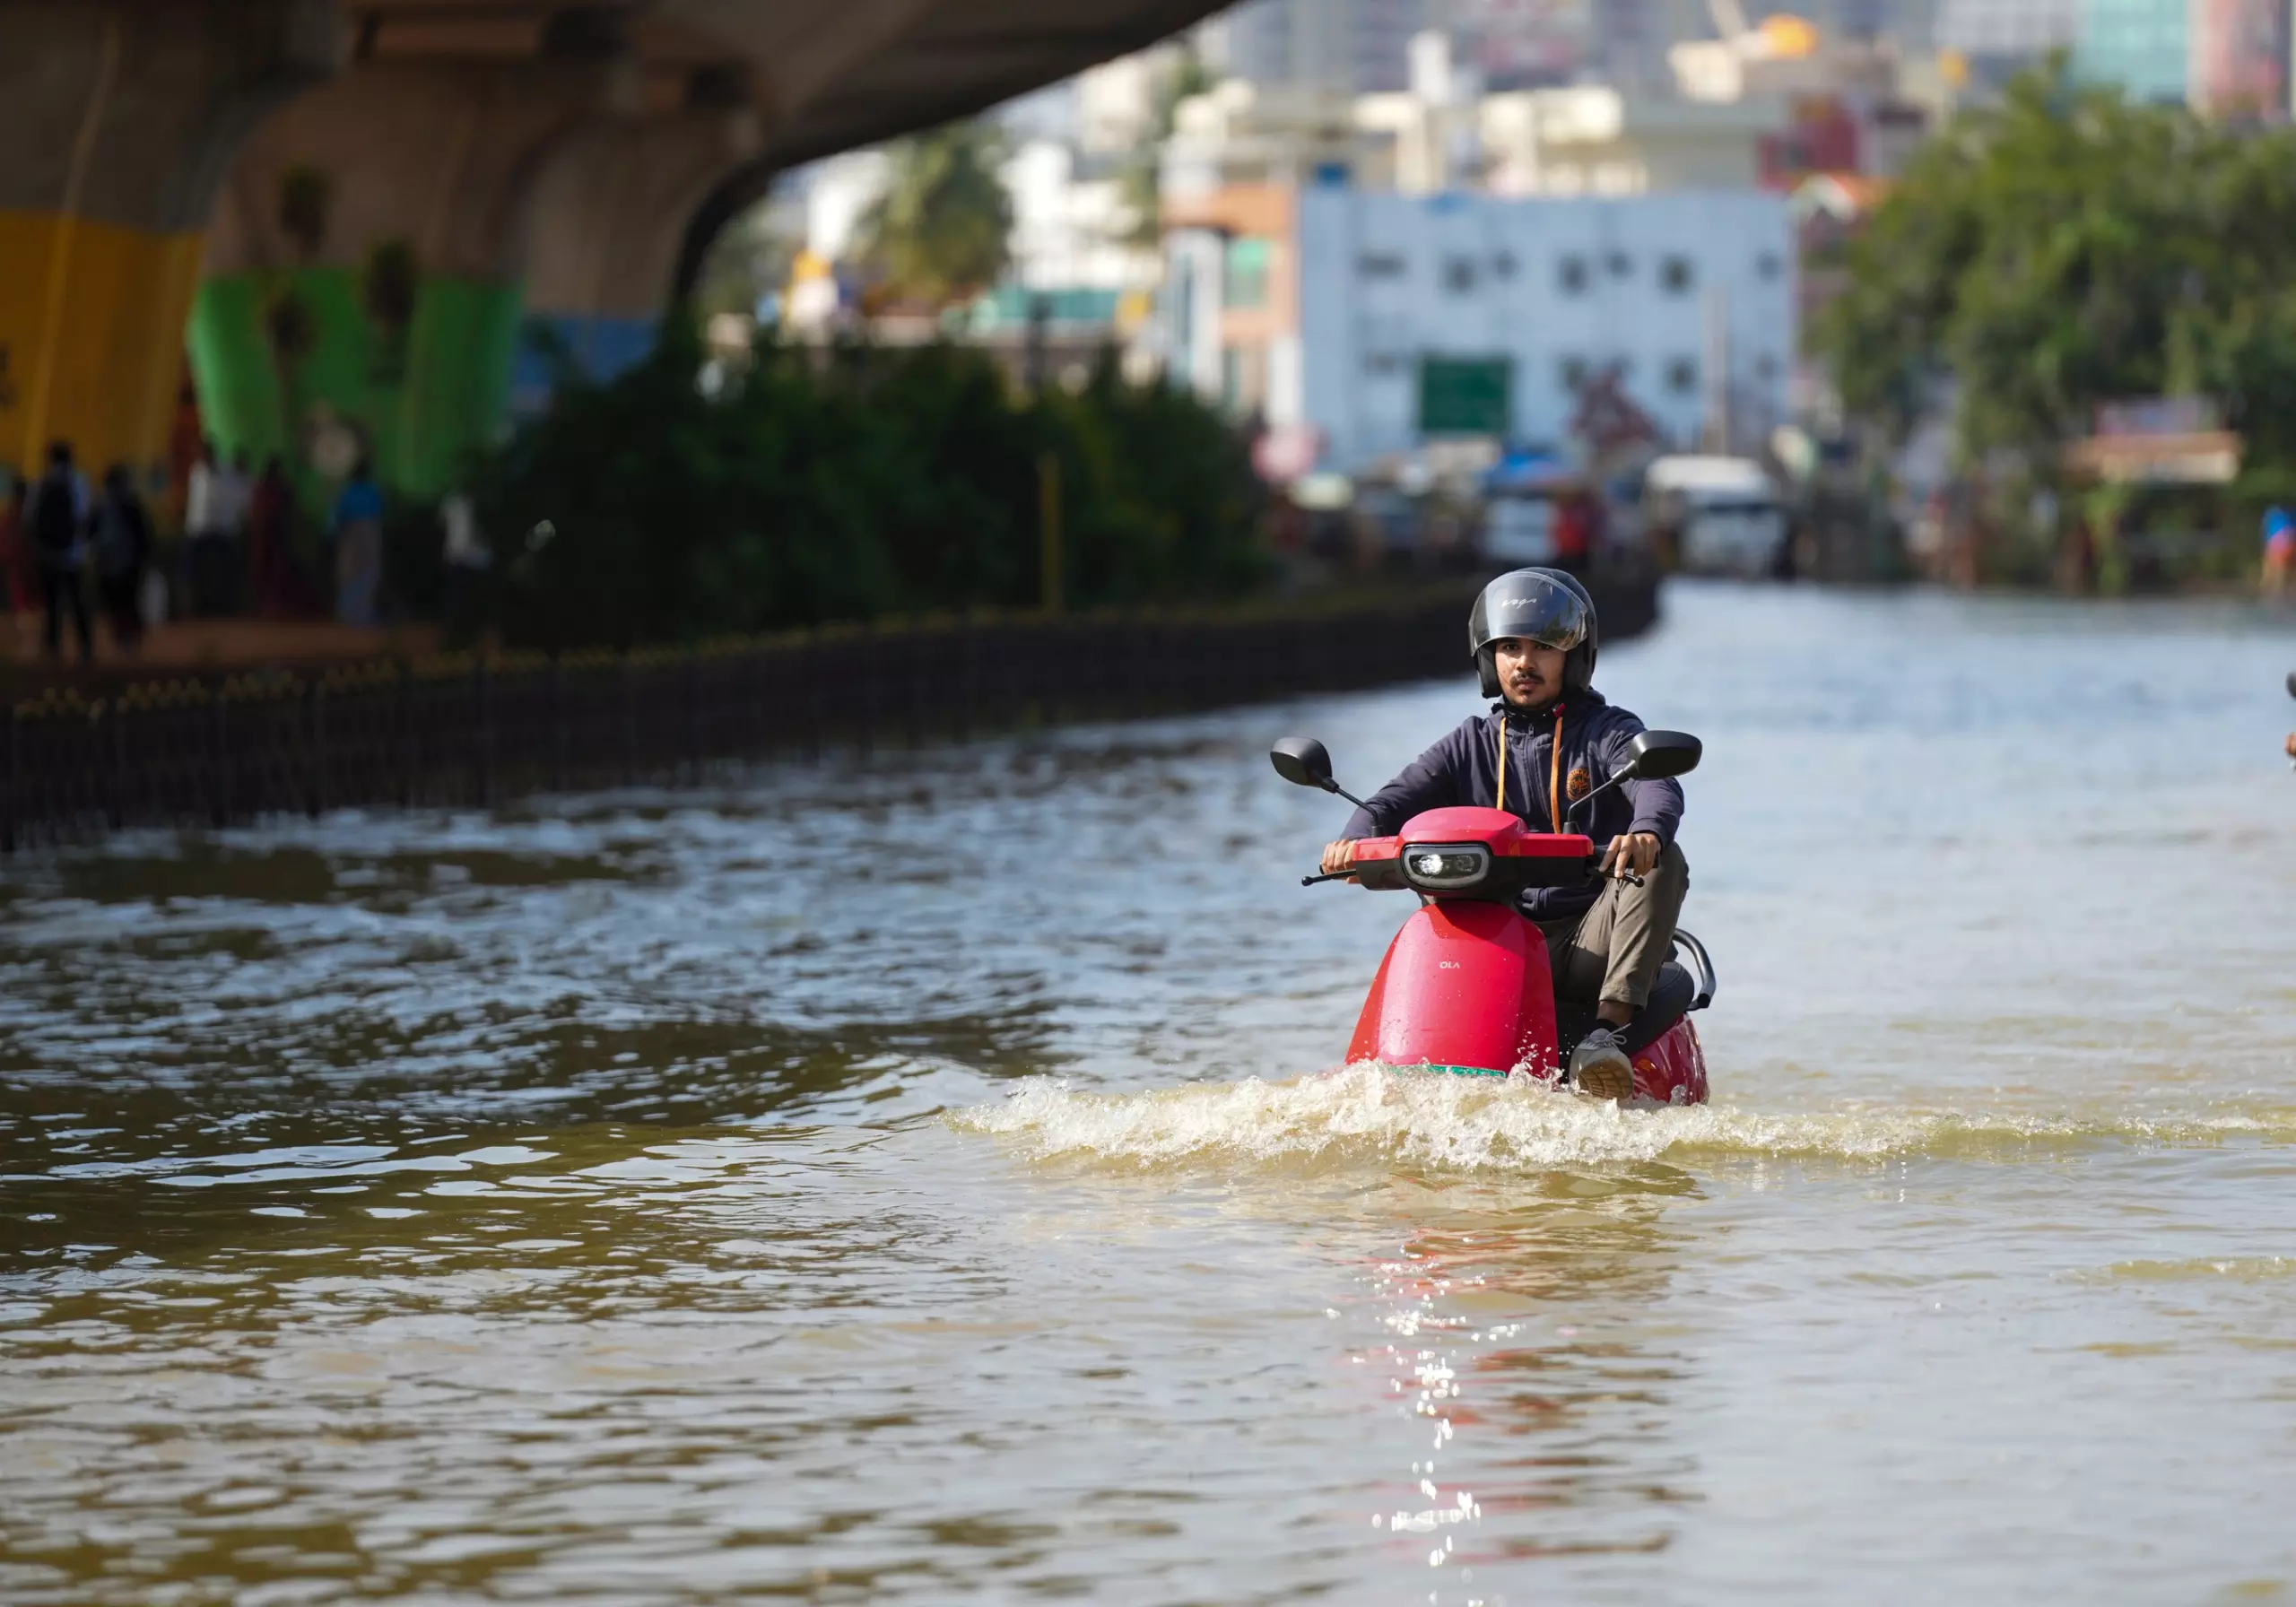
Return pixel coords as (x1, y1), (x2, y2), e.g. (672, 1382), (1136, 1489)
(1470, 571), (1589, 656)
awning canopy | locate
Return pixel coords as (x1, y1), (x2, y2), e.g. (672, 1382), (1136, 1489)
(2064, 431), (2244, 487)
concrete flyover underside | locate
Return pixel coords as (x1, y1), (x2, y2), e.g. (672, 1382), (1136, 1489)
(0, 0), (1227, 492)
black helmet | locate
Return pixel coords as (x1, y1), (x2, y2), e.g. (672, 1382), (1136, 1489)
(1468, 567), (1599, 700)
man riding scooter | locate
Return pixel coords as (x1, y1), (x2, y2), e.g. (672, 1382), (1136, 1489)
(1319, 568), (1687, 1099)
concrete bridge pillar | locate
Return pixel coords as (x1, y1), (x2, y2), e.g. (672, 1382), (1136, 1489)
(0, 0), (341, 480)
(515, 98), (764, 411)
(194, 50), (764, 497)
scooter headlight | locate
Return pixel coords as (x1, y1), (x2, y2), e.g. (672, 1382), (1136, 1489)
(1401, 843), (1492, 890)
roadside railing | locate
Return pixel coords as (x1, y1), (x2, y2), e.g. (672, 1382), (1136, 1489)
(4, 579), (1657, 850)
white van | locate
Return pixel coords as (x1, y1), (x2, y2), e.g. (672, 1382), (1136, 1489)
(1483, 489), (1559, 563)
(1643, 456), (1787, 578)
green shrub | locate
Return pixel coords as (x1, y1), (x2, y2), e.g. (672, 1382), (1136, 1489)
(463, 318), (1269, 649)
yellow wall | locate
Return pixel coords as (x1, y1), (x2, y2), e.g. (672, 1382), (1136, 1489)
(0, 209), (204, 480)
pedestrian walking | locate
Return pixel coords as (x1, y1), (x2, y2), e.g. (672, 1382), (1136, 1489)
(248, 455), (295, 618)
(91, 465), (154, 655)
(185, 439), (253, 616)
(2264, 507), (2295, 600)
(1551, 485), (1595, 575)
(185, 440), (221, 615)
(440, 486), (491, 642)
(330, 456), (384, 627)
(0, 476), (29, 616)
(166, 380), (203, 527)
(26, 441), (92, 663)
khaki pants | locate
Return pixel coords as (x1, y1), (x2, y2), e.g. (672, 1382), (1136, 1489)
(1537, 842), (1689, 1011)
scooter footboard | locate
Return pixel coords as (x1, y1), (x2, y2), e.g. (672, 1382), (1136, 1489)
(1346, 901), (1561, 1079)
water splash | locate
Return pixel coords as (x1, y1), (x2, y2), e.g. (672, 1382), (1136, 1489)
(2074, 1255), (2296, 1284)
(951, 1062), (2296, 1174)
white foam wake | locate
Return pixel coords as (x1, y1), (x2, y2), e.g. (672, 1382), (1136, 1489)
(949, 1062), (2292, 1175)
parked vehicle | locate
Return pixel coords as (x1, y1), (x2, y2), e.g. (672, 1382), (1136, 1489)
(1644, 455), (1788, 578)
(1477, 450), (1572, 565)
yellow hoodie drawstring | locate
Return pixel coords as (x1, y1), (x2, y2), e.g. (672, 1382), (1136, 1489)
(1495, 705), (1569, 832)
(1549, 704), (1565, 835)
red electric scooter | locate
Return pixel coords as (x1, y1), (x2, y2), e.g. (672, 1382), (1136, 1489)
(1271, 731), (1717, 1104)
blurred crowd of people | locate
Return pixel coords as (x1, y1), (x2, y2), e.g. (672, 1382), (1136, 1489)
(0, 433), (390, 665)
(2, 442), (155, 662)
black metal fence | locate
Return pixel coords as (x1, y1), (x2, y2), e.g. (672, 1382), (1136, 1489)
(4, 580), (1657, 850)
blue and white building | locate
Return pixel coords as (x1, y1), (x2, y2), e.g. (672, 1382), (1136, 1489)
(1291, 186), (1796, 470)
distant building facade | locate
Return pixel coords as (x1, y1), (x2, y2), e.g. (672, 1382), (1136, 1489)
(1935, 0), (2286, 115)
(2188, 0), (2291, 117)
(1587, 0), (1706, 90)
(1214, 0), (1428, 94)
(1480, 88), (1783, 195)
(1166, 184), (1794, 467)
(2074, 0), (2189, 103)
(1454, 0), (1592, 89)
(1823, 0), (1942, 42)
(1295, 188), (1795, 466)
(1935, 0), (2082, 86)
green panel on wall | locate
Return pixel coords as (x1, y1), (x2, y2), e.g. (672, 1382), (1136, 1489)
(1418, 355), (1512, 438)
(187, 266), (524, 510)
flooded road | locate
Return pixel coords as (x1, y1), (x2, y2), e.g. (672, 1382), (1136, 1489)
(4, 582), (2294, 1604)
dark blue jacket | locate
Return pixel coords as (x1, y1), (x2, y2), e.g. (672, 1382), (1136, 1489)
(1339, 689), (1684, 920)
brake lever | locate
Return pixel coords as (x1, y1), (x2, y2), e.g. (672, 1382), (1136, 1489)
(1301, 870), (1357, 886)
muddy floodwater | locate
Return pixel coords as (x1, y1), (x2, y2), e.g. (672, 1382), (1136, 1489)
(3, 583), (2294, 1605)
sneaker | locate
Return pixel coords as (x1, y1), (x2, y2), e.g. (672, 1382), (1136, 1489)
(1569, 1026), (1636, 1102)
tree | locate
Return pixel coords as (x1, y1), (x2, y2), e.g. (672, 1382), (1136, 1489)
(1117, 48), (1220, 249)
(1815, 58), (2296, 480)
(851, 121), (1013, 306)
(694, 203), (800, 321)
(1822, 65), (2189, 456)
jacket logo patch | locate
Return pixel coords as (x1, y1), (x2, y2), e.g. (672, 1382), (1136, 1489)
(1567, 766), (1592, 800)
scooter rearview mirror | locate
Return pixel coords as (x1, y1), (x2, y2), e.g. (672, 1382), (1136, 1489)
(1624, 730), (1702, 781)
(1270, 736), (1370, 809)
(1270, 736), (1335, 791)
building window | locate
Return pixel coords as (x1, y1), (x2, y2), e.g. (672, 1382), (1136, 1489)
(1442, 256), (1476, 295)
(1364, 352), (1406, 378)
(1605, 249), (1631, 279)
(1754, 352), (1779, 382)
(1755, 250), (1783, 281)
(1357, 251), (1406, 279)
(1492, 249), (1518, 280)
(1665, 356), (1699, 395)
(1225, 237), (1271, 309)
(1559, 355), (1590, 394)
(1558, 255), (1589, 295)
(1660, 254), (1696, 295)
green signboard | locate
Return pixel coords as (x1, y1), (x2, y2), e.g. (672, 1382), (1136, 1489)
(1417, 355), (1512, 438)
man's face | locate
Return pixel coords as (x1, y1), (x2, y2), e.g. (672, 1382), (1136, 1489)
(1492, 638), (1568, 708)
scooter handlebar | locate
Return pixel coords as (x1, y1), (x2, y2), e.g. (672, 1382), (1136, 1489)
(1301, 852), (1639, 890)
